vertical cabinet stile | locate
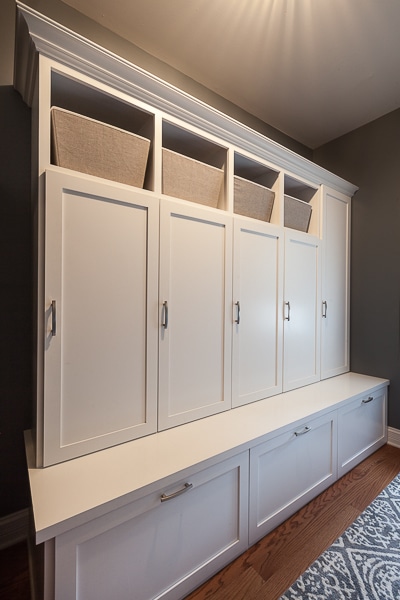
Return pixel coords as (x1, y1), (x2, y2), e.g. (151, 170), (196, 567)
(320, 186), (351, 379)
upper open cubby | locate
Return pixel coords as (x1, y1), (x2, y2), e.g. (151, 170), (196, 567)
(233, 153), (280, 224)
(161, 121), (227, 209)
(50, 71), (155, 190)
(284, 174), (320, 236)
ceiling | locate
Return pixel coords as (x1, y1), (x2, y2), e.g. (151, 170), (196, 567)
(61, 0), (400, 149)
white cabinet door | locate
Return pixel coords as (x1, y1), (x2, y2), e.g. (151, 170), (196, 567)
(43, 170), (159, 466)
(249, 412), (336, 545)
(337, 388), (387, 477)
(283, 230), (321, 391)
(321, 187), (351, 379)
(232, 218), (283, 407)
(54, 452), (249, 600)
(158, 199), (232, 430)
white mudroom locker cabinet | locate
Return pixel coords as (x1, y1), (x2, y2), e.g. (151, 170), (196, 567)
(13, 3), (389, 600)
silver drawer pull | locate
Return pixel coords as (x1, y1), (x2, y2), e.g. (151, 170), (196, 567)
(294, 426), (311, 437)
(322, 300), (328, 318)
(160, 482), (193, 502)
(51, 300), (56, 336)
(362, 396), (374, 404)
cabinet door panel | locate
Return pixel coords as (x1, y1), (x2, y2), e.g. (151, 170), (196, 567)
(232, 218), (283, 407)
(44, 171), (158, 465)
(321, 188), (350, 379)
(337, 390), (387, 477)
(249, 412), (336, 544)
(54, 453), (248, 600)
(159, 200), (232, 429)
(283, 231), (320, 391)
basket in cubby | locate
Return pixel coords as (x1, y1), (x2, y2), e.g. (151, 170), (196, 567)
(51, 107), (150, 188)
(284, 194), (312, 232)
(162, 148), (223, 208)
(234, 175), (275, 221)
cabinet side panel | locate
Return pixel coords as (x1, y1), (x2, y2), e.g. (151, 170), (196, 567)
(321, 190), (350, 378)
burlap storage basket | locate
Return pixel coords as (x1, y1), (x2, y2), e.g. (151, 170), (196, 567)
(234, 176), (275, 221)
(162, 148), (223, 208)
(284, 194), (312, 232)
(51, 107), (150, 188)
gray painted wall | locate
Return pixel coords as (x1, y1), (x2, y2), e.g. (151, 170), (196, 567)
(0, 0), (32, 518)
(314, 109), (400, 431)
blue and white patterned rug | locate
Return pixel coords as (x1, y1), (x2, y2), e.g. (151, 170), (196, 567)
(280, 472), (400, 600)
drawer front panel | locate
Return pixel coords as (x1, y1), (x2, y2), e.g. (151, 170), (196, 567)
(249, 412), (336, 544)
(55, 453), (248, 600)
(338, 390), (387, 476)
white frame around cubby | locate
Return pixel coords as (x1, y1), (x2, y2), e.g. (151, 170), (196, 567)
(15, 1), (358, 197)
(232, 149), (282, 226)
(39, 53), (324, 235)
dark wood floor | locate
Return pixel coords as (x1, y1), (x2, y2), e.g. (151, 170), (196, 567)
(0, 540), (30, 600)
(185, 443), (400, 600)
(1, 444), (399, 600)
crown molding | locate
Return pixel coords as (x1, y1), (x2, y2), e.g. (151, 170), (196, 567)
(14, 1), (358, 197)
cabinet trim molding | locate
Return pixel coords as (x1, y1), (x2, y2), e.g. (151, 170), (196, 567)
(14, 1), (358, 197)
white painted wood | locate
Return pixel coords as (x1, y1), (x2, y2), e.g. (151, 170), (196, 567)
(388, 426), (400, 448)
(25, 373), (388, 544)
(337, 388), (388, 477)
(54, 452), (248, 600)
(283, 230), (321, 391)
(43, 169), (159, 465)
(321, 187), (351, 379)
(232, 217), (283, 407)
(249, 411), (337, 545)
(158, 199), (232, 429)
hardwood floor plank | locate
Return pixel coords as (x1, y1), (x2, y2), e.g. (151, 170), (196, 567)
(192, 567), (266, 600)
(0, 541), (30, 600)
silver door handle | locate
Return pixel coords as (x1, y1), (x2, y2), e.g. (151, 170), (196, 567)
(162, 301), (168, 329)
(322, 300), (328, 318)
(160, 482), (193, 502)
(284, 301), (291, 321)
(51, 300), (56, 336)
(235, 301), (240, 325)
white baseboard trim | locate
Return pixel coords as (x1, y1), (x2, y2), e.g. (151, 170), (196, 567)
(0, 508), (29, 550)
(387, 426), (400, 448)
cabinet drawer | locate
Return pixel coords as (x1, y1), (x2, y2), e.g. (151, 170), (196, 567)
(337, 389), (387, 477)
(249, 412), (336, 545)
(53, 452), (248, 600)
